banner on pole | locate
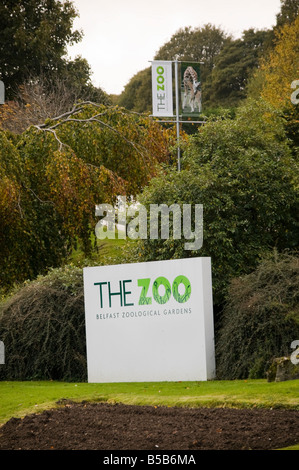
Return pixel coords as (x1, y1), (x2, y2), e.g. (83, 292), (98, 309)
(180, 62), (202, 117)
(151, 61), (173, 117)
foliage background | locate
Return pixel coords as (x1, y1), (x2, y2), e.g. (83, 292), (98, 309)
(216, 251), (299, 379)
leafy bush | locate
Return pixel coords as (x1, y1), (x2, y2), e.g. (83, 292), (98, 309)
(216, 251), (299, 379)
(0, 265), (86, 381)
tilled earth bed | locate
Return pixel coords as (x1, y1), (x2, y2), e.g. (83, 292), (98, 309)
(0, 402), (299, 450)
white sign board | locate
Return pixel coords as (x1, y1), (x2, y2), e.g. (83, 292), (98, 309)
(151, 61), (173, 117)
(83, 257), (215, 383)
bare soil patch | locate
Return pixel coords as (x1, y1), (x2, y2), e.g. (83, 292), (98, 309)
(0, 402), (299, 451)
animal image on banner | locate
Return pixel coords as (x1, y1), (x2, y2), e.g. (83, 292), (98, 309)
(180, 62), (202, 117)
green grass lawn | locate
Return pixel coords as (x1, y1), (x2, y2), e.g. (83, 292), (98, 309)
(1, 379), (298, 424)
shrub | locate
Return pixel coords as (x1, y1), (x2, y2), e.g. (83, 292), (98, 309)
(0, 265), (86, 381)
(216, 251), (299, 379)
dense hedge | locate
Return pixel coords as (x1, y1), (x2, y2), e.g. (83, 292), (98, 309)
(216, 251), (299, 379)
(1, 252), (298, 382)
(0, 265), (86, 381)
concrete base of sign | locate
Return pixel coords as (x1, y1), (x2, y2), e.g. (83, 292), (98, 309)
(83, 257), (216, 383)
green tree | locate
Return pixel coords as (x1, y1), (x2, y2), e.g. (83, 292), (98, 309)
(0, 264), (87, 381)
(0, 69), (110, 134)
(216, 251), (299, 379)
(118, 24), (230, 112)
(0, 0), (82, 99)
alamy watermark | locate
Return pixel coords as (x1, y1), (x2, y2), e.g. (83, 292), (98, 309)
(95, 196), (203, 251)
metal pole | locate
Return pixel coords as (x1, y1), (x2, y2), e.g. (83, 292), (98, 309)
(174, 61), (180, 172)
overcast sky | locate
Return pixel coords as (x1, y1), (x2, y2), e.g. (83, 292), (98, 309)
(67, 0), (282, 95)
